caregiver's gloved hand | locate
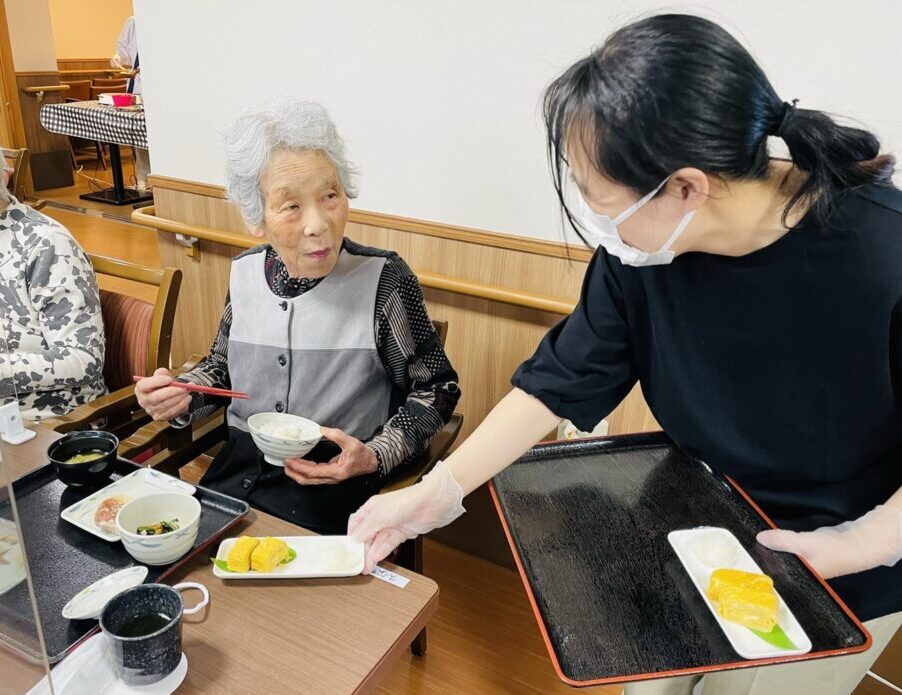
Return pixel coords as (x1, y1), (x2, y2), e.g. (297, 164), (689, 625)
(757, 505), (902, 579)
(347, 461), (465, 574)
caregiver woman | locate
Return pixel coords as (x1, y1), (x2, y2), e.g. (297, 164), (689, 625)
(350, 14), (902, 695)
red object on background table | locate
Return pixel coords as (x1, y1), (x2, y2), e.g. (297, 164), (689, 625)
(131, 375), (250, 400)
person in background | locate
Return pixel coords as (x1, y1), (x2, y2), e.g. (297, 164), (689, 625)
(0, 157), (106, 420)
(135, 99), (461, 535)
(348, 14), (902, 695)
(110, 15), (150, 190)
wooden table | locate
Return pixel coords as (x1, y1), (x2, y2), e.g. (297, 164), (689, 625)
(0, 426), (438, 694)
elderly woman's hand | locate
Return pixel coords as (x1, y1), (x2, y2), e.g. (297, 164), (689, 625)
(135, 368), (191, 421)
(283, 427), (378, 485)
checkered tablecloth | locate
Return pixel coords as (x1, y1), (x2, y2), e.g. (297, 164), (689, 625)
(40, 100), (147, 149)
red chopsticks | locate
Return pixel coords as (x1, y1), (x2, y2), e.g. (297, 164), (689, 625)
(132, 376), (251, 400)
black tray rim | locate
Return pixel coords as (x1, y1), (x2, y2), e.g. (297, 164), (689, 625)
(489, 432), (873, 688)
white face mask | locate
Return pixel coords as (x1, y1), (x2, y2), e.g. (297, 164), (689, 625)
(576, 176), (696, 267)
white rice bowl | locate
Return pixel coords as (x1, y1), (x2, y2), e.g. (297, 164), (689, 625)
(247, 412), (322, 466)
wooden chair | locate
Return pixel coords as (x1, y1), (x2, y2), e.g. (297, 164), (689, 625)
(42, 255), (183, 441)
(92, 77), (130, 87)
(119, 320), (463, 656)
(1, 146), (29, 200)
(61, 79), (91, 101)
(90, 83), (127, 100)
(59, 81), (106, 169)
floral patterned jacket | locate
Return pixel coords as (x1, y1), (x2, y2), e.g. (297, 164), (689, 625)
(0, 198), (106, 420)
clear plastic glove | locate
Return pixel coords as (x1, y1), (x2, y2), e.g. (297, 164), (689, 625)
(757, 505), (902, 579)
(347, 461), (465, 573)
(110, 53), (123, 69)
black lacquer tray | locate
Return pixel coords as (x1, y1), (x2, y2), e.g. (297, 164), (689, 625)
(489, 432), (870, 687)
(0, 459), (249, 663)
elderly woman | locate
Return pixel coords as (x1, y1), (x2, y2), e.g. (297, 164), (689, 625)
(136, 100), (460, 534)
(0, 157), (106, 420)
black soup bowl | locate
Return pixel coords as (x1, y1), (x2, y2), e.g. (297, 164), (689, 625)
(48, 430), (119, 487)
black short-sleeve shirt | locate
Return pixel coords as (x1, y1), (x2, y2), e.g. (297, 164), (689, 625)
(513, 184), (902, 621)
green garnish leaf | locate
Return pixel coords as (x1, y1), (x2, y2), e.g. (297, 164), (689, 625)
(749, 624), (797, 650)
(282, 547), (298, 565)
(212, 557), (233, 572)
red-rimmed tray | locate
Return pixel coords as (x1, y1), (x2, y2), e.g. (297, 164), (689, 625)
(0, 459), (248, 663)
(489, 432), (870, 687)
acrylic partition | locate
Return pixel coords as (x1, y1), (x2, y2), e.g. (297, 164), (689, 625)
(0, 324), (57, 694)
(0, 448), (56, 694)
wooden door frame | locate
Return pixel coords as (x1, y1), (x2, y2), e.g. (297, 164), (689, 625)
(0, 0), (29, 150)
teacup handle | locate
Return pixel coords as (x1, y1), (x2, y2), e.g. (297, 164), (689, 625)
(173, 582), (209, 615)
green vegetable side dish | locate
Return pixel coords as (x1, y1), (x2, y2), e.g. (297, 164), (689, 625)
(749, 623), (797, 650)
(137, 518), (181, 536)
(212, 547), (298, 573)
(64, 450), (106, 464)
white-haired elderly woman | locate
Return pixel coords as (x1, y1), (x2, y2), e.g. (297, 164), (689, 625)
(0, 156), (106, 420)
(136, 100), (460, 534)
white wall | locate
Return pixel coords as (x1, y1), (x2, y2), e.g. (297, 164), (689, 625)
(4, 0), (57, 71)
(135, 0), (902, 242)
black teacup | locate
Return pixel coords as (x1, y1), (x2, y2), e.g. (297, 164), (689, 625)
(99, 582), (208, 686)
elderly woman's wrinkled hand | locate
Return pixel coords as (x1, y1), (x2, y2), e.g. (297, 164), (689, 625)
(135, 367), (191, 421)
(283, 427), (378, 485)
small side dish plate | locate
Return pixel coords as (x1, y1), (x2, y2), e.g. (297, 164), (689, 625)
(60, 469), (196, 542)
(668, 527), (812, 660)
(212, 535), (363, 579)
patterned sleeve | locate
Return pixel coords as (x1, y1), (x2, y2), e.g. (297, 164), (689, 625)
(170, 291), (232, 425)
(1, 230), (105, 398)
(366, 257), (461, 476)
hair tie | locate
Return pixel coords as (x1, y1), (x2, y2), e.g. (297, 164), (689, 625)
(773, 99), (799, 138)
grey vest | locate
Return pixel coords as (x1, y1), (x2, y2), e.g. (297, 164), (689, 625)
(227, 248), (393, 441)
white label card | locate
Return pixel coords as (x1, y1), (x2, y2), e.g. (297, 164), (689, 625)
(370, 566), (410, 588)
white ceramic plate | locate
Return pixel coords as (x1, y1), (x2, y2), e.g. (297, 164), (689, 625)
(61, 469), (196, 542)
(212, 535), (363, 579)
(668, 527), (812, 660)
(103, 652), (187, 695)
(62, 566), (149, 620)
(0, 517), (26, 596)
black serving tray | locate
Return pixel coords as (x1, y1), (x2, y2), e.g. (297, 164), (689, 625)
(0, 459), (249, 663)
(489, 432), (870, 687)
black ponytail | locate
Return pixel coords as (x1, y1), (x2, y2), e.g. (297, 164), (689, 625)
(545, 14), (895, 236)
(777, 104), (895, 224)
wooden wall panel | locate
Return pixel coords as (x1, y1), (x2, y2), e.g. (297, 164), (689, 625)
(14, 72), (73, 189)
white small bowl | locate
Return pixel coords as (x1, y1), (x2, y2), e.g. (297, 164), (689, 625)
(115, 493), (201, 566)
(247, 412), (322, 466)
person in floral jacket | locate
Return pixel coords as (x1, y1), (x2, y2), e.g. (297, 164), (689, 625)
(0, 158), (106, 420)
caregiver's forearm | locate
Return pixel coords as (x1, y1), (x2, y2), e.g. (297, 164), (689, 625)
(885, 485), (902, 512)
(445, 387), (562, 495)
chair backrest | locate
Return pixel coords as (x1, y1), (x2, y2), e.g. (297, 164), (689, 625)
(1, 146), (30, 200)
(432, 319), (448, 346)
(90, 83), (127, 100)
(92, 77), (129, 87)
(88, 254), (182, 390)
(61, 79), (91, 101)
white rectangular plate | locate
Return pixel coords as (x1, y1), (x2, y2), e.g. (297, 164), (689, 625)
(668, 527), (812, 660)
(0, 517), (26, 596)
(60, 468), (196, 542)
(212, 535), (364, 579)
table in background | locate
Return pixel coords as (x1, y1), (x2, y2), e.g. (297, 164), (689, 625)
(0, 426), (437, 694)
(39, 101), (154, 207)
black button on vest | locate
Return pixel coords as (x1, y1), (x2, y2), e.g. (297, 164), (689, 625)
(241, 478), (253, 490)
(278, 354), (287, 366)
(275, 401), (284, 412)
(280, 300), (288, 311)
